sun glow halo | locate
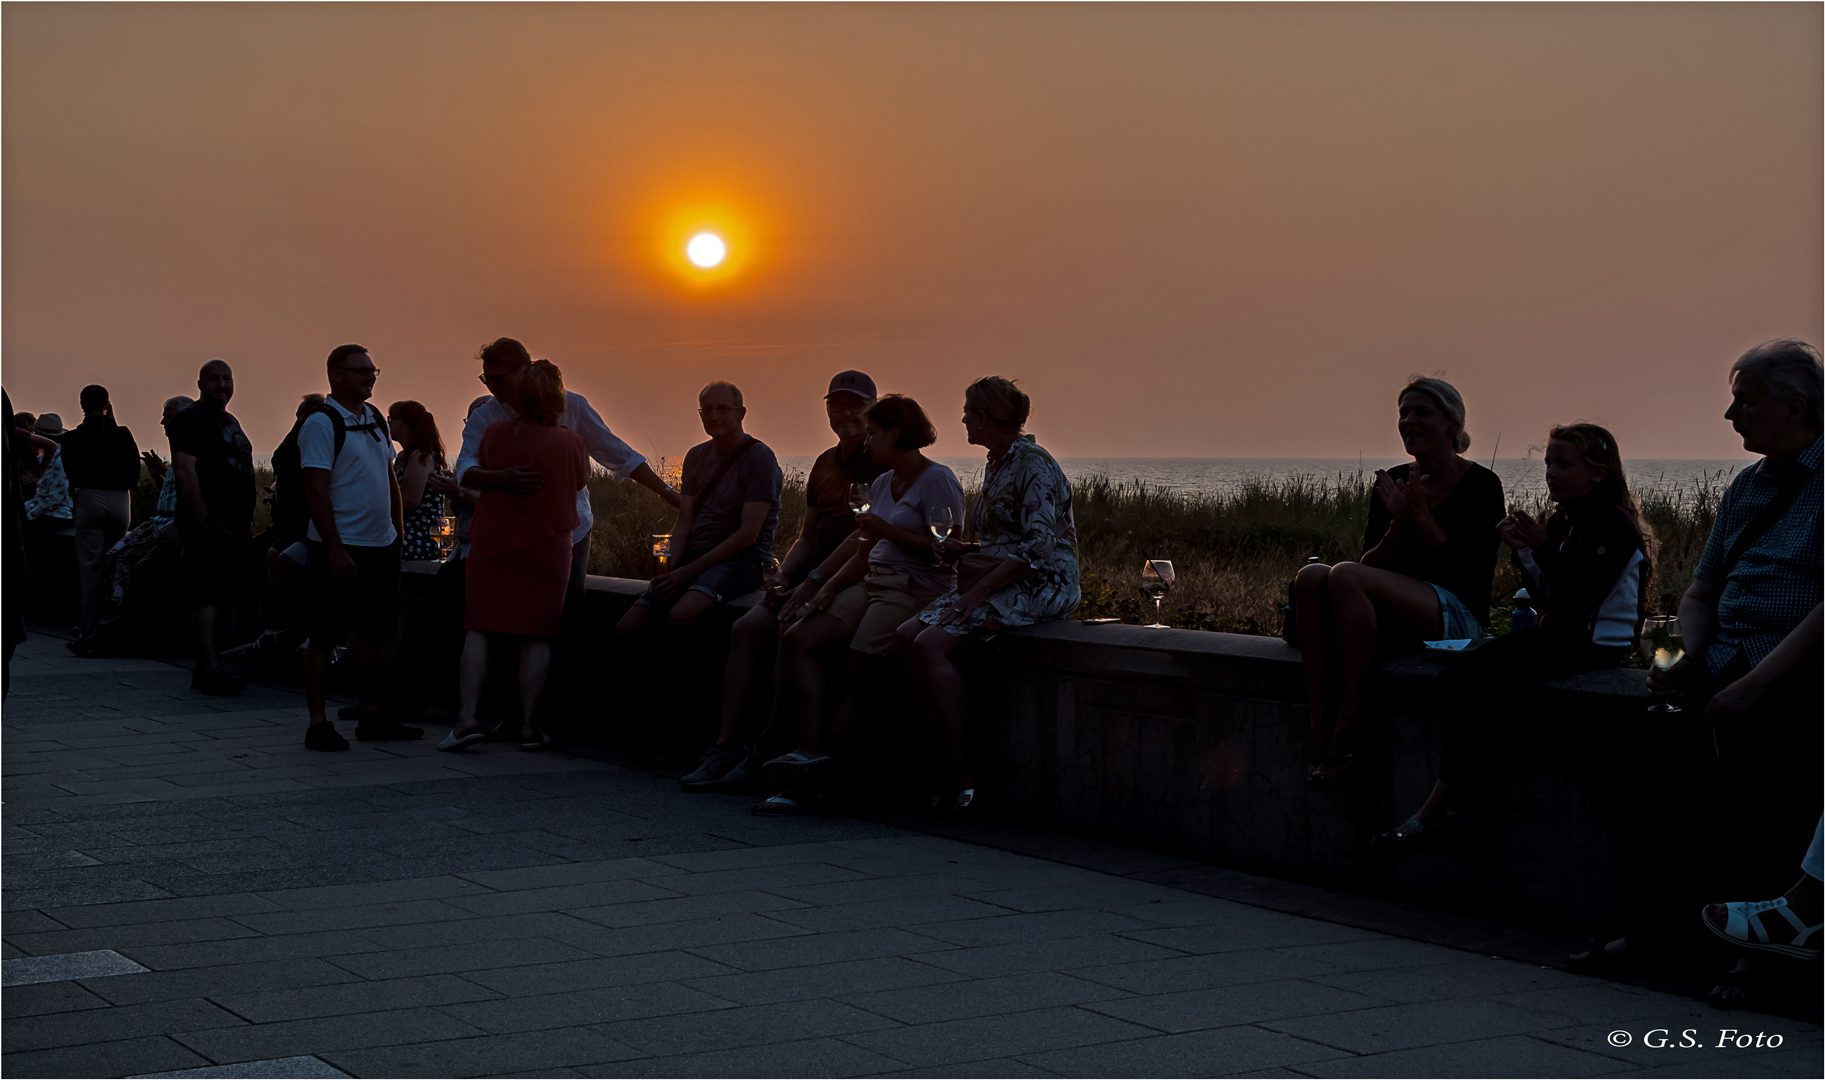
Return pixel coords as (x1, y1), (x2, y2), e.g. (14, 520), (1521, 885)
(686, 232), (727, 269)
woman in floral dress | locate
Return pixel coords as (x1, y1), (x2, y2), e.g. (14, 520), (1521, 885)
(386, 400), (448, 561)
(897, 376), (1080, 810)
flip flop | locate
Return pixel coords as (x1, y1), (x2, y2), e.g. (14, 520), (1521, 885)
(1373, 817), (1430, 858)
(520, 732), (553, 752)
(437, 730), (487, 753)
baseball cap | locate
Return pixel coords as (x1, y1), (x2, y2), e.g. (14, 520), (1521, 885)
(825, 370), (876, 400)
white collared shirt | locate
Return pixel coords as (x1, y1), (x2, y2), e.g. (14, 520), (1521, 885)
(454, 390), (644, 545)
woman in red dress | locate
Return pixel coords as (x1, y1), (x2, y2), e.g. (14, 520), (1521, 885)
(439, 360), (588, 751)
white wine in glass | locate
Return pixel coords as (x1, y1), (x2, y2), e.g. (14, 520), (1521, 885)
(1644, 616), (1685, 714)
(1140, 559), (1174, 628)
(848, 482), (871, 515)
(928, 506), (955, 542)
(435, 513), (458, 559)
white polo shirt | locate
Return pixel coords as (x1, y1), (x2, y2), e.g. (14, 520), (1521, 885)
(299, 397), (397, 547)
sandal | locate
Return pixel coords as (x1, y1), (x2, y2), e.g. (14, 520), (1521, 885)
(763, 752), (833, 789)
(1702, 898), (1822, 960)
(1373, 817), (1430, 858)
(751, 789), (822, 817)
(1568, 937), (1628, 974)
(1308, 753), (1355, 791)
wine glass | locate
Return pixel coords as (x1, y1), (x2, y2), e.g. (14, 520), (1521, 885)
(435, 512), (458, 560)
(1643, 616), (1685, 714)
(848, 482), (872, 515)
(651, 533), (672, 577)
(928, 506), (954, 542)
(1140, 559), (1174, 628)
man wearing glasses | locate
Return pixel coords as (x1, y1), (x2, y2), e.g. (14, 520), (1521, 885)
(453, 337), (679, 608)
(299, 344), (406, 751)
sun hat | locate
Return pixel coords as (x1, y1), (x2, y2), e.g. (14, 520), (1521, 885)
(33, 413), (65, 436)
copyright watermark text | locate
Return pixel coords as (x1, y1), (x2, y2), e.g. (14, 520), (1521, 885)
(1606, 1028), (1786, 1049)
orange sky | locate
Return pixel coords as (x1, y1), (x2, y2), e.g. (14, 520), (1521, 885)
(5, 3), (1818, 462)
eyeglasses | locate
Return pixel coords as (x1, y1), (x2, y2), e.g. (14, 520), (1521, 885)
(332, 366), (379, 377)
(477, 372), (503, 386)
(698, 405), (742, 417)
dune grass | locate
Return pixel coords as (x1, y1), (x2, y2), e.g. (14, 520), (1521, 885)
(193, 456), (1715, 639)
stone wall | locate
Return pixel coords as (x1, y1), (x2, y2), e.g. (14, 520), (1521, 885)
(406, 564), (1638, 934)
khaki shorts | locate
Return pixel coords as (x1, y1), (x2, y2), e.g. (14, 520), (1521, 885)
(825, 566), (939, 657)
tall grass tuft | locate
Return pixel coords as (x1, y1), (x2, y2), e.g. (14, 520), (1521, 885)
(564, 465), (1727, 635)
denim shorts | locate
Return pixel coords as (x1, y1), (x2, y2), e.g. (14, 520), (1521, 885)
(1430, 584), (1481, 640)
(634, 557), (762, 610)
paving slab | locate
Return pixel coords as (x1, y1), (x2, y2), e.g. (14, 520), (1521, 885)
(5, 635), (1820, 1079)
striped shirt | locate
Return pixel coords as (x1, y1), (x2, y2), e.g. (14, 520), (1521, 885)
(1694, 435), (1822, 673)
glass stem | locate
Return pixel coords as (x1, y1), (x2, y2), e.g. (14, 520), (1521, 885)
(1154, 598), (1163, 625)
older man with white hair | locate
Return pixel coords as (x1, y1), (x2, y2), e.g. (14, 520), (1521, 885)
(1595, 339), (1822, 1001)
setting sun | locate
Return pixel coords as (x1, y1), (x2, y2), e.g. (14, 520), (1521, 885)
(686, 232), (726, 269)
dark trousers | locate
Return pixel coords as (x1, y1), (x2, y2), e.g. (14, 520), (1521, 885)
(1612, 652), (1823, 955)
(1434, 628), (1629, 797)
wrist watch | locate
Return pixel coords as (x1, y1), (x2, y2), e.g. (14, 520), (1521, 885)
(807, 569), (824, 583)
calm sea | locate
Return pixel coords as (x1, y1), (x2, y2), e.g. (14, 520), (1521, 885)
(776, 456), (1754, 502)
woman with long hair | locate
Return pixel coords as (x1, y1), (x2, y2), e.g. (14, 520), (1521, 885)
(1377, 422), (1652, 854)
(387, 400), (448, 562)
(440, 361), (587, 752)
(1294, 376), (1506, 788)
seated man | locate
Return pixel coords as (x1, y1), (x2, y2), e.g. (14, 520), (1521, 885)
(615, 380), (782, 638)
(1597, 339), (1822, 999)
(680, 370), (884, 792)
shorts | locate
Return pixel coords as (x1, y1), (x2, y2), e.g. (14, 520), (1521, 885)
(178, 517), (248, 606)
(306, 540), (401, 645)
(633, 555), (762, 611)
(1429, 584), (1481, 640)
(824, 566), (940, 657)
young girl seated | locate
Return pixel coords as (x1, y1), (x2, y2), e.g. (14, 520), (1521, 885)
(1377, 422), (1651, 853)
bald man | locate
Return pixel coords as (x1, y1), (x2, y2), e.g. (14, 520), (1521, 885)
(170, 359), (257, 695)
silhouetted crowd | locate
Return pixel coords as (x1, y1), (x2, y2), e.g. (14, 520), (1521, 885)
(3, 336), (1818, 1007)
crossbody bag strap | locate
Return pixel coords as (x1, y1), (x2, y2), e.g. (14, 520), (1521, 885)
(692, 436), (758, 504)
(1717, 468), (1812, 580)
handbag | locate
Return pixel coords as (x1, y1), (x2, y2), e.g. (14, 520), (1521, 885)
(955, 552), (1001, 595)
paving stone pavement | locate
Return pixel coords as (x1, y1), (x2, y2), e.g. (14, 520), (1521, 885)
(4, 636), (1820, 1078)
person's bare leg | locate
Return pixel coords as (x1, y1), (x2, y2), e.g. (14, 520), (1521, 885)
(717, 606), (778, 747)
(194, 604), (222, 672)
(1320, 562), (1442, 773)
(304, 641), (330, 726)
(913, 625), (973, 790)
(1414, 779), (1453, 824)
(826, 651), (867, 751)
(613, 603), (653, 641)
(779, 613), (852, 756)
(897, 618), (939, 776)
(518, 638), (552, 740)
(454, 630), (490, 737)
(1705, 872), (1822, 1004)
(351, 634), (384, 715)
(1293, 562), (1334, 769)
(667, 591), (717, 632)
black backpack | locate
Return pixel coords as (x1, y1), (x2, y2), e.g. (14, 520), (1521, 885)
(270, 402), (383, 539)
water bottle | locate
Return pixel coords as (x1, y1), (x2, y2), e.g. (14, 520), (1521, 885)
(1509, 588), (1537, 632)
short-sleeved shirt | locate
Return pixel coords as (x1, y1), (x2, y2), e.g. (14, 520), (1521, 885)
(1693, 435), (1822, 674)
(299, 397), (397, 547)
(168, 404), (256, 532)
(803, 443), (887, 579)
(680, 436), (782, 565)
(1362, 462), (1506, 628)
(866, 462), (966, 594)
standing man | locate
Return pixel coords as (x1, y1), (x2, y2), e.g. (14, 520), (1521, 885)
(300, 344), (411, 750)
(61, 385), (140, 642)
(171, 361), (256, 696)
(681, 370), (885, 791)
